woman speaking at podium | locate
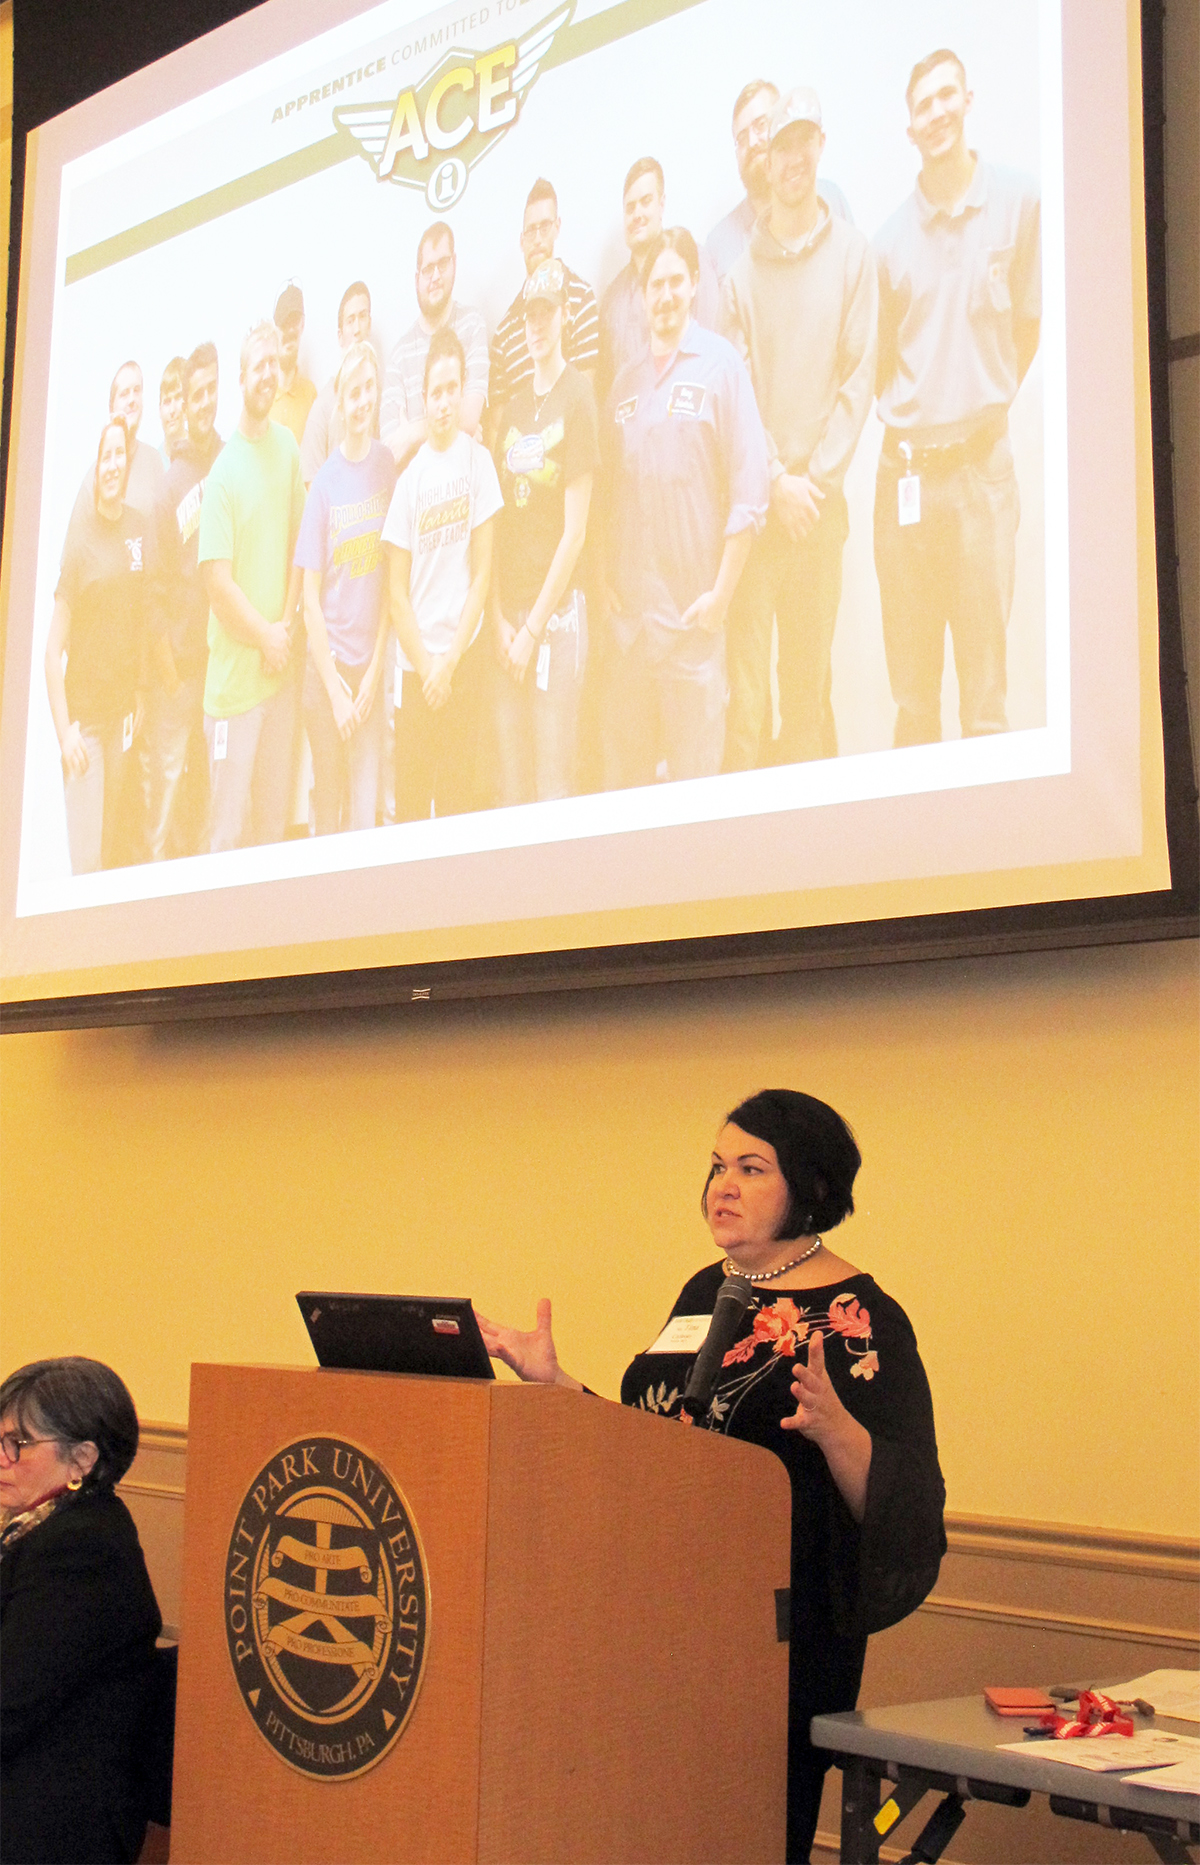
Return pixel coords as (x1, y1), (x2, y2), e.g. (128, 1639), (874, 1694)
(477, 1089), (945, 1864)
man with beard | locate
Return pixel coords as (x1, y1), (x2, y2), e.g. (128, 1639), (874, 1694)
(380, 222), (489, 471)
(198, 321), (305, 851)
(596, 158), (720, 407)
(873, 49), (1040, 746)
(602, 228), (768, 787)
(720, 88), (876, 769)
(707, 79), (853, 284)
(145, 342), (222, 859)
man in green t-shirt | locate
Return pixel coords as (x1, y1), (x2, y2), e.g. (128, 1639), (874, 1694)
(198, 321), (305, 851)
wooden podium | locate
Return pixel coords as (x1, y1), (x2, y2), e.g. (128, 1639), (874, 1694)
(171, 1363), (791, 1864)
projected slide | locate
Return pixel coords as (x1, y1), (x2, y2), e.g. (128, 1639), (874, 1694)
(0, 0), (1170, 1003)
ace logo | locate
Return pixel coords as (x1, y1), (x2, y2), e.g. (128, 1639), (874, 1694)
(334, 4), (571, 210)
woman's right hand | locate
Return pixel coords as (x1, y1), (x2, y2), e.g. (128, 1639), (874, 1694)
(475, 1297), (563, 1384)
(60, 721), (89, 778)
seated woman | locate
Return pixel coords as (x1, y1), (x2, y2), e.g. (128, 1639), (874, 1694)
(44, 419), (156, 873)
(478, 1089), (946, 1865)
(0, 1357), (163, 1865)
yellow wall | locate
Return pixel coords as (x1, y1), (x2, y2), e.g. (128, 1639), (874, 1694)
(2, 938), (1196, 1537)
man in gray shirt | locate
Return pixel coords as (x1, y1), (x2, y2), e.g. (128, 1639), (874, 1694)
(873, 48), (1040, 746)
(721, 88), (877, 769)
(707, 78), (853, 285)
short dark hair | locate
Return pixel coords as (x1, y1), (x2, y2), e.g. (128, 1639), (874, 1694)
(906, 48), (967, 111)
(0, 1357), (140, 1490)
(623, 155), (664, 201)
(641, 226), (700, 285)
(525, 177), (557, 216)
(339, 280), (371, 331)
(182, 341), (218, 399)
(731, 79), (778, 128)
(702, 1090), (862, 1237)
(417, 221), (455, 271)
(159, 356), (185, 400)
(423, 324), (465, 393)
(108, 361), (141, 410)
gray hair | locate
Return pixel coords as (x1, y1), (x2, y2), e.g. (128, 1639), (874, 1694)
(0, 1357), (140, 1490)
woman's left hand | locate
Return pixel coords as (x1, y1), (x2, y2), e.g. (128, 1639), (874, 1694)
(782, 1330), (846, 1444)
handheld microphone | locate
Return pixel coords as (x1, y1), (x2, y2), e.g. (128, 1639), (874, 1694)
(681, 1274), (754, 1419)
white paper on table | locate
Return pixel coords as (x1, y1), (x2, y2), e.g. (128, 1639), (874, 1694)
(1103, 1669), (1200, 1722)
(1122, 1760), (1200, 1794)
(997, 1731), (1200, 1774)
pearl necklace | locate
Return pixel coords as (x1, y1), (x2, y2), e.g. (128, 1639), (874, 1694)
(724, 1237), (823, 1283)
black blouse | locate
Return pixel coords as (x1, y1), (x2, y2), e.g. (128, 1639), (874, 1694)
(620, 1263), (946, 1660)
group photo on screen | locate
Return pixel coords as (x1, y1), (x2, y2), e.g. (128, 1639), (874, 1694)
(24, 0), (1046, 888)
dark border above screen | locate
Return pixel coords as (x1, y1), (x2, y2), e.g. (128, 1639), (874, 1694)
(1, 0), (1195, 1034)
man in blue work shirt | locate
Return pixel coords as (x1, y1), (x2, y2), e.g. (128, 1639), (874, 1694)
(601, 228), (769, 789)
(873, 48), (1040, 746)
(597, 160), (720, 409)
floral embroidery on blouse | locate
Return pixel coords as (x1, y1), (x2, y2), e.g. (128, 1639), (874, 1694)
(634, 1288), (880, 1425)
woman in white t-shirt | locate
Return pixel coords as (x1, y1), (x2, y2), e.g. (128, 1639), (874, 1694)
(381, 326), (503, 821)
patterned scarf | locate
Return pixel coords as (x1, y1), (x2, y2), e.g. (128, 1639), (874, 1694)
(0, 1486), (69, 1555)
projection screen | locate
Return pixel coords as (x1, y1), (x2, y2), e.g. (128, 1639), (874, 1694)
(0, 0), (1182, 1020)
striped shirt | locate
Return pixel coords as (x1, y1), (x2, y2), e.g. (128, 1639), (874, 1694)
(379, 301), (490, 443)
(487, 264), (599, 415)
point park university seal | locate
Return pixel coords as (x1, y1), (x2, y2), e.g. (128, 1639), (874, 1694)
(225, 1436), (429, 1780)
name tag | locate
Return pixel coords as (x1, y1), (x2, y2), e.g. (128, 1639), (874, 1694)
(646, 1315), (712, 1354)
(122, 711), (134, 751)
(614, 395), (638, 425)
(213, 717), (228, 761)
(898, 472), (921, 526)
(667, 382), (706, 418)
(395, 662), (404, 708)
(536, 640), (551, 691)
(506, 432), (545, 474)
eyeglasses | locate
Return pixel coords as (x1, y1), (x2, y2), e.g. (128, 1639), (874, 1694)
(0, 1431), (59, 1464)
(734, 113), (772, 152)
(418, 255), (454, 281)
(521, 218), (557, 242)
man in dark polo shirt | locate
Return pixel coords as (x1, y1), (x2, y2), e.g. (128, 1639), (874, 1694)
(873, 48), (1040, 746)
(487, 179), (599, 432)
(721, 87), (876, 769)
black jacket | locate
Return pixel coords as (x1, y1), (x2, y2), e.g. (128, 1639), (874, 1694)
(1, 1488), (162, 1865)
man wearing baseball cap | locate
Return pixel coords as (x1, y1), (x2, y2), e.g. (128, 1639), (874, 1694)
(487, 179), (600, 433)
(491, 258), (599, 804)
(706, 79), (854, 286)
(271, 282), (317, 447)
(720, 86), (877, 771)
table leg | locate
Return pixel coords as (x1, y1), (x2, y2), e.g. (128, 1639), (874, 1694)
(839, 1756), (882, 1865)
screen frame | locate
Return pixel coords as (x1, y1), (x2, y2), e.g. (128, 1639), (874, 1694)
(1, 0), (1195, 1034)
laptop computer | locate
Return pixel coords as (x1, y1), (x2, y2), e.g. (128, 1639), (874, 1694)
(296, 1292), (494, 1380)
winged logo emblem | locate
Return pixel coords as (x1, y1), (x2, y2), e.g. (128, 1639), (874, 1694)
(333, 4), (572, 210)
